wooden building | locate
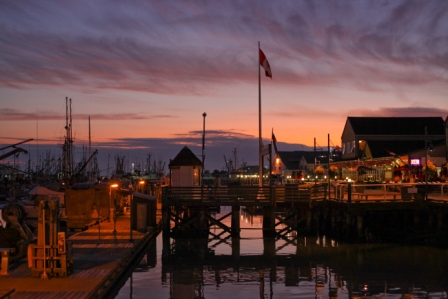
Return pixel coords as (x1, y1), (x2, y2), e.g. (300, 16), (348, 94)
(335, 116), (448, 181)
(272, 150), (339, 177)
(168, 146), (203, 187)
(340, 116), (446, 161)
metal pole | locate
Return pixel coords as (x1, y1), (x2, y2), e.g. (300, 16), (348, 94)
(328, 133), (331, 200)
(201, 113), (206, 204)
(425, 126), (428, 201)
(41, 207), (48, 279)
(129, 193), (133, 243)
(113, 195), (117, 235)
(258, 41), (263, 187)
(202, 112), (207, 184)
(97, 198), (101, 245)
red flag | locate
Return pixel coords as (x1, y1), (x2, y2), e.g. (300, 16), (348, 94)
(259, 49), (272, 78)
(272, 129), (278, 154)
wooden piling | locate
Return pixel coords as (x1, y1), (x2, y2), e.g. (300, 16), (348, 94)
(231, 205), (240, 238)
(263, 206), (276, 238)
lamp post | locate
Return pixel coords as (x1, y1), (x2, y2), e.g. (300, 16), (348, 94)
(202, 112), (207, 185)
(131, 180), (145, 243)
(130, 191), (134, 243)
(139, 179), (145, 193)
(201, 112), (206, 203)
(110, 183), (119, 234)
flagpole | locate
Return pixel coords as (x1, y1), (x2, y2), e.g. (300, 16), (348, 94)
(258, 41), (263, 187)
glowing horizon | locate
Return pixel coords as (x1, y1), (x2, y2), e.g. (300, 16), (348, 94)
(1, 1), (448, 171)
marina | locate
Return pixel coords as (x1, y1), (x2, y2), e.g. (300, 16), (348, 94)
(2, 2), (448, 298)
(1, 180), (447, 298)
(1, 115), (448, 298)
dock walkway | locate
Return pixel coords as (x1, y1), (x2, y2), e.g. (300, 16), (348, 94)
(0, 212), (160, 299)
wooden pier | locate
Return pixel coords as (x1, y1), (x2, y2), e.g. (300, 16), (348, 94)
(162, 182), (448, 243)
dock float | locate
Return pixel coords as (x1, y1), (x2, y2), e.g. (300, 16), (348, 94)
(0, 212), (160, 299)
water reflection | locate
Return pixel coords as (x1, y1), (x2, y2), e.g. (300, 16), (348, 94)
(116, 207), (448, 299)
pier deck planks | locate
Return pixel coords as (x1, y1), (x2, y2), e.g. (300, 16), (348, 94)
(0, 212), (159, 299)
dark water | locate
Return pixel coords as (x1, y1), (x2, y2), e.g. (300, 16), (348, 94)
(115, 207), (448, 299)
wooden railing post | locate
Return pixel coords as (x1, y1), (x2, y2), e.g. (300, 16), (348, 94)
(348, 182), (352, 203)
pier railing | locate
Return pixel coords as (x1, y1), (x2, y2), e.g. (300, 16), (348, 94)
(162, 182), (448, 206)
(332, 182), (448, 203)
(162, 184), (329, 207)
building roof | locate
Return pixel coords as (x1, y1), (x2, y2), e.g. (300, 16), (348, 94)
(366, 139), (446, 158)
(29, 186), (64, 196)
(277, 151), (328, 170)
(168, 146), (203, 167)
(347, 117), (445, 136)
(277, 151), (301, 170)
(365, 140), (426, 158)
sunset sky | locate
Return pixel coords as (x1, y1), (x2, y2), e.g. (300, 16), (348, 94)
(1, 1), (448, 173)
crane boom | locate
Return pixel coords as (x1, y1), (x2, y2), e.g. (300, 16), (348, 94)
(0, 139), (33, 151)
(71, 150), (98, 183)
(0, 147), (28, 160)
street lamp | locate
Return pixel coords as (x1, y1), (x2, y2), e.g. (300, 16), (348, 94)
(202, 112), (207, 185)
(139, 179), (145, 193)
(130, 180), (145, 243)
(110, 183), (119, 234)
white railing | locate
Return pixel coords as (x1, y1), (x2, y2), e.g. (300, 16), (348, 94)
(331, 182), (448, 202)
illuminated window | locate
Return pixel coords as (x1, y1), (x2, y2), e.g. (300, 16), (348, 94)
(193, 168), (199, 186)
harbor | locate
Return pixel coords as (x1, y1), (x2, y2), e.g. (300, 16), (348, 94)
(1, 115), (448, 298)
(1, 179), (447, 298)
(2, 2), (448, 298)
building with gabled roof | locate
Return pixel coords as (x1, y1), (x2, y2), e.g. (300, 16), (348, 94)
(334, 116), (447, 181)
(341, 116), (446, 162)
(272, 150), (334, 176)
(168, 146), (203, 186)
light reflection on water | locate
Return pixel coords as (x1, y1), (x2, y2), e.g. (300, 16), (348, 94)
(115, 207), (448, 299)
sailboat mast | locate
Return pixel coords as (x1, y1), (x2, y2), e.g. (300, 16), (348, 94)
(64, 97), (69, 184)
(69, 98), (73, 177)
(88, 115), (91, 182)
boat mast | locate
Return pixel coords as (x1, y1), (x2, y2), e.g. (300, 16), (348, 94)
(63, 97), (73, 186)
(69, 98), (73, 177)
(88, 115), (91, 183)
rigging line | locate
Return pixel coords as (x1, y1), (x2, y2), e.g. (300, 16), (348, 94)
(329, 139), (341, 148)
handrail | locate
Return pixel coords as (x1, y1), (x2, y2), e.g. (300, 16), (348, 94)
(331, 182), (448, 202)
(162, 184), (329, 206)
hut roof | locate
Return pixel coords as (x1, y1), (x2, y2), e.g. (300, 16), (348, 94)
(168, 146), (203, 167)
